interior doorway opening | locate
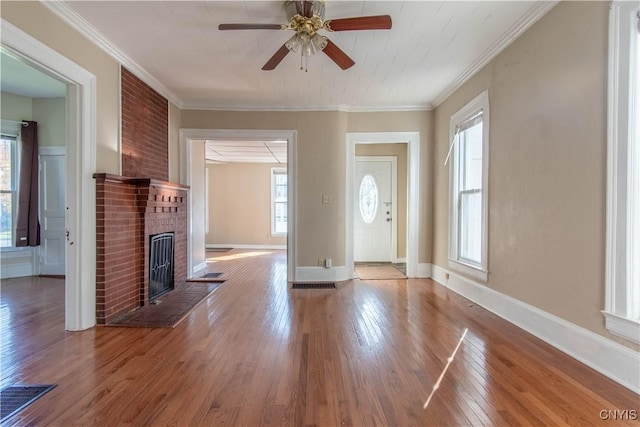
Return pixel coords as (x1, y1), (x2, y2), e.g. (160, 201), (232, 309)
(346, 132), (420, 279)
(180, 129), (297, 282)
(2, 20), (98, 331)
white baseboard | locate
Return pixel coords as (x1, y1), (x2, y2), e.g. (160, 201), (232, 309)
(431, 264), (640, 394)
(192, 261), (208, 278)
(416, 263), (432, 278)
(206, 244), (286, 250)
(295, 266), (349, 282)
(0, 248), (36, 279)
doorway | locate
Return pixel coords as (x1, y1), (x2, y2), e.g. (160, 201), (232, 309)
(180, 129), (297, 282)
(2, 20), (98, 330)
(346, 132), (420, 279)
(354, 156), (396, 262)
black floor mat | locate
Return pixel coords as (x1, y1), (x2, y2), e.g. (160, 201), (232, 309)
(203, 272), (222, 278)
(0, 384), (57, 422)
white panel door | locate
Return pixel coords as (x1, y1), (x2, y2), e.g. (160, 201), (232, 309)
(354, 159), (392, 262)
(39, 154), (66, 275)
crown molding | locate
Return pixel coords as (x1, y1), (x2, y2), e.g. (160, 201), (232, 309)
(432, 0), (559, 108)
(180, 103), (433, 113)
(40, 0), (185, 108)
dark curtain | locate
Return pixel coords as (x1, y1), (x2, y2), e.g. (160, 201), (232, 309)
(15, 121), (40, 247)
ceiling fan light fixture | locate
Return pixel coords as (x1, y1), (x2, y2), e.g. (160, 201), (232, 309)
(311, 33), (328, 51)
(312, 1), (326, 20)
(301, 41), (315, 57)
(284, 0), (299, 21)
(285, 34), (301, 52)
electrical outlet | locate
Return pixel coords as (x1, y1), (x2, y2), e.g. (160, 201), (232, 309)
(318, 258), (324, 267)
(324, 259), (332, 268)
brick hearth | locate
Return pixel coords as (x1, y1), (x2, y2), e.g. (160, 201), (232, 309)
(94, 173), (189, 324)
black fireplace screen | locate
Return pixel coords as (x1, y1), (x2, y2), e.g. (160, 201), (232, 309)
(149, 232), (174, 300)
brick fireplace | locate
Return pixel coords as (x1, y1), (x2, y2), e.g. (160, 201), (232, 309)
(94, 173), (189, 324)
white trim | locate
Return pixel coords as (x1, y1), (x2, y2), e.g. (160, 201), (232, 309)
(605, 0), (640, 344)
(432, 2), (558, 108)
(192, 261), (207, 278)
(431, 264), (640, 394)
(346, 132), (420, 279)
(1, 19), (97, 331)
(38, 146), (66, 156)
(181, 129), (296, 281)
(355, 156), (398, 262)
(448, 90), (490, 279)
(603, 311), (640, 344)
(206, 244), (287, 250)
(180, 103), (433, 113)
(448, 258), (489, 283)
(295, 266), (349, 283)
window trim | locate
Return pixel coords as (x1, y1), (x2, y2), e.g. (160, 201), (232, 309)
(603, 1), (640, 344)
(271, 167), (287, 236)
(448, 90), (490, 282)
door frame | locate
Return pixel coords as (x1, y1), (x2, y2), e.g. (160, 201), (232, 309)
(346, 132), (420, 278)
(354, 156), (398, 262)
(180, 128), (297, 281)
(2, 19), (97, 331)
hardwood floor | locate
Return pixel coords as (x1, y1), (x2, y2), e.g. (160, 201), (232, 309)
(1, 249), (638, 426)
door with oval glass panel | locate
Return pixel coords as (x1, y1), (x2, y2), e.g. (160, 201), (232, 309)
(354, 157), (395, 262)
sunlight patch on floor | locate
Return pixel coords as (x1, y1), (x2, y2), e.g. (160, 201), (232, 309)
(206, 251), (272, 263)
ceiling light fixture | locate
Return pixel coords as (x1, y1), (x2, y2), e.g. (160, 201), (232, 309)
(283, 0), (328, 72)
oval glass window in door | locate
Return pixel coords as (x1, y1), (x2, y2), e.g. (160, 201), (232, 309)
(359, 174), (378, 224)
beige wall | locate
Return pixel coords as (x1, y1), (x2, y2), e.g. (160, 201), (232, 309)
(432, 1), (631, 346)
(181, 110), (431, 267)
(355, 143), (407, 258)
(206, 162), (287, 247)
(33, 97), (65, 146)
(168, 102), (182, 183)
(2, 92), (66, 146)
(1, 92), (32, 120)
(2, 1), (120, 173)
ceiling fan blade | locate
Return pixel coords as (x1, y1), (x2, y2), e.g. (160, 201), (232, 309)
(262, 44), (291, 70)
(218, 23), (285, 30)
(324, 15), (392, 32)
(322, 39), (355, 70)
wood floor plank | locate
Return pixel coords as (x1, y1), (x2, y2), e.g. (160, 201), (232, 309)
(1, 249), (638, 426)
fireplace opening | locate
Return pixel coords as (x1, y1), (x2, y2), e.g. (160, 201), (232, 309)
(149, 232), (174, 301)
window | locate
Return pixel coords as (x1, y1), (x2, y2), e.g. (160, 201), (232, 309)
(604, 1), (640, 344)
(0, 122), (20, 249)
(271, 168), (287, 235)
(359, 174), (378, 224)
(448, 90), (489, 281)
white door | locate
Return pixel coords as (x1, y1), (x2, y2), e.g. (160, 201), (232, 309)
(39, 153), (66, 275)
(354, 158), (393, 262)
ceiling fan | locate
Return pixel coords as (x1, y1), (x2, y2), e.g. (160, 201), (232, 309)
(218, 0), (392, 71)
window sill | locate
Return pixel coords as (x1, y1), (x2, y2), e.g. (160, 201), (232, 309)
(271, 233), (287, 237)
(602, 311), (640, 345)
(448, 259), (488, 283)
(0, 246), (32, 254)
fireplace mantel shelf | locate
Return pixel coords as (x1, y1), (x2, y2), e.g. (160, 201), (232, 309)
(93, 173), (190, 191)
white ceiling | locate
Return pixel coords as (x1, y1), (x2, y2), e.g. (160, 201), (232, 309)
(205, 139), (287, 163)
(49, 0), (556, 111)
(0, 50), (67, 98)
